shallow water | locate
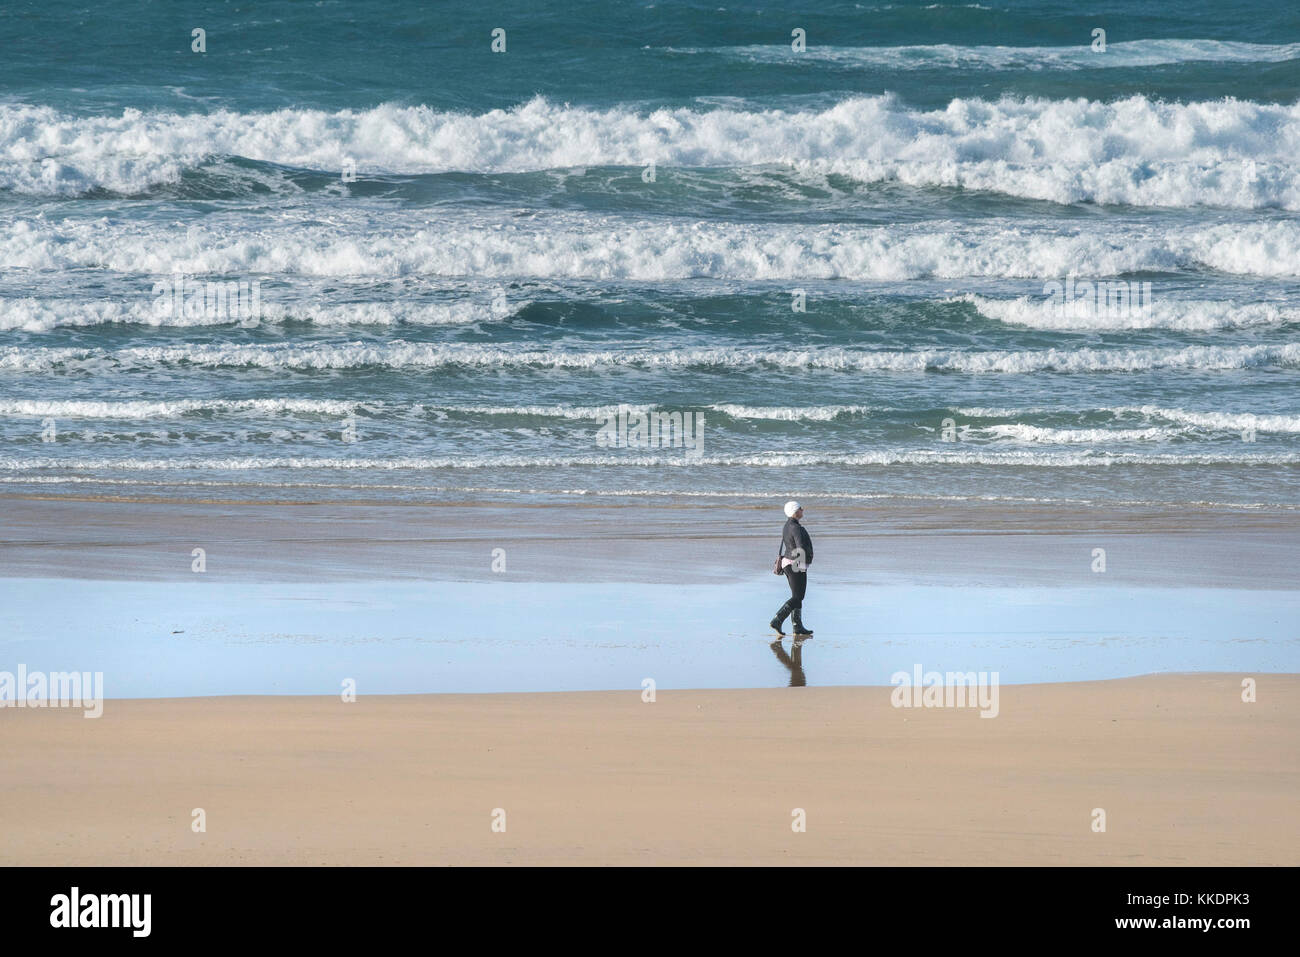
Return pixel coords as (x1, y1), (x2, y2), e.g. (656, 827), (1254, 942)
(3, 578), (1295, 696)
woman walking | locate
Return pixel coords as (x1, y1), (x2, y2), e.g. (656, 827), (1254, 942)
(770, 500), (813, 638)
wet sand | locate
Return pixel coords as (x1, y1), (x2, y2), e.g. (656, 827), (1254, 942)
(4, 493), (1299, 587)
(2, 674), (1295, 866)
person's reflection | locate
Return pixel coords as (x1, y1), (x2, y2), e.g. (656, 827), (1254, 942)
(768, 637), (807, 687)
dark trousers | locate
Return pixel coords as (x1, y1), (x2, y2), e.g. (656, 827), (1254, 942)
(772, 566), (809, 628)
(783, 566), (807, 609)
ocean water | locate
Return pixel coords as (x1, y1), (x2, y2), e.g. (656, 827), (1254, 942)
(3, 0), (1300, 508)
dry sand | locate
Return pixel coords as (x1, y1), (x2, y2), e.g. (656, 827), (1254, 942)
(3, 674), (1295, 865)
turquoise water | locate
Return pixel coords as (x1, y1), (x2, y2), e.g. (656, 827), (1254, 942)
(3, 579), (1297, 694)
(2, 1), (1300, 507)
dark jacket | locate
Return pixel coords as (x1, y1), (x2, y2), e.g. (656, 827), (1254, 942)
(779, 517), (813, 566)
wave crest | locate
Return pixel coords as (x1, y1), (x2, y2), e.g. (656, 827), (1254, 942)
(7, 95), (1300, 209)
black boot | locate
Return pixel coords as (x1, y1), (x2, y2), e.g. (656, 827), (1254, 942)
(770, 600), (793, 636)
(791, 608), (813, 638)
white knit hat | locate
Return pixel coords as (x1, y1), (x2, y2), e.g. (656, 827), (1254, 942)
(784, 500), (801, 518)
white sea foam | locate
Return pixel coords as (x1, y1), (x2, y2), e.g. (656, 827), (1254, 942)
(4, 400), (1292, 441)
(0, 398), (363, 418)
(686, 39), (1300, 70)
(0, 296), (515, 332)
(711, 404), (1300, 433)
(6, 400), (1295, 432)
(956, 405), (1300, 433)
(5, 211), (1300, 279)
(709, 404), (877, 420)
(6, 95), (1300, 209)
(5, 341), (1297, 373)
(962, 294), (1300, 331)
(0, 399), (642, 420)
(1124, 407), (1300, 433)
(2, 474), (1294, 512)
(970, 424), (1179, 444)
(4, 450), (1298, 470)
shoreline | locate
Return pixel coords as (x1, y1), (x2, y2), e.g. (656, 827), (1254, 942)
(4, 493), (1299, 587)
(4, 674), (1296, 866)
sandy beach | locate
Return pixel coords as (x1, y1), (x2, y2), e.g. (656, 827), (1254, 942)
(2, 674), (1295, 866)
(4, 495), (1297, 865)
